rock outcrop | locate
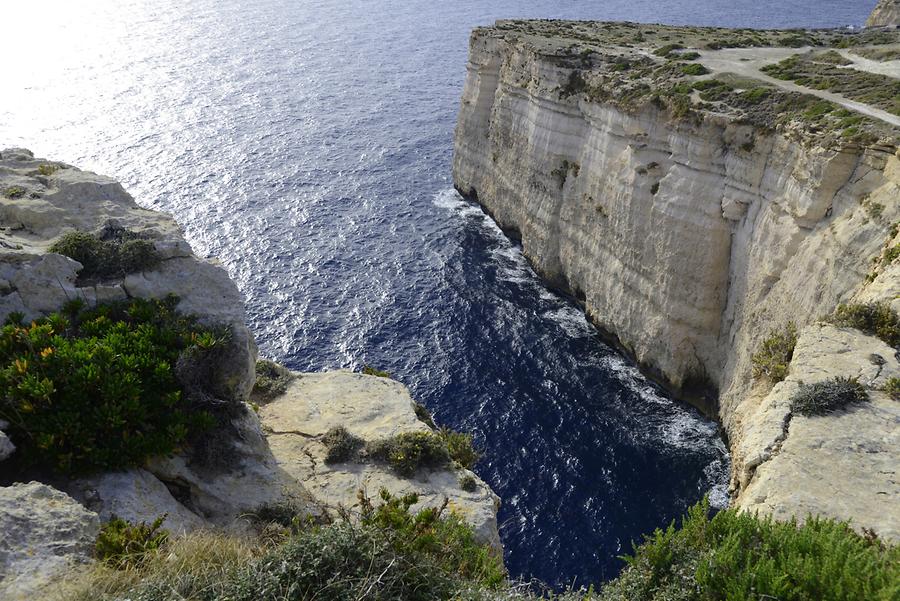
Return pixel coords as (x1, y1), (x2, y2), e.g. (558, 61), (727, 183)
(453, 21), (899, 538)
(0, 148), (502, 591)
(260, 371), (502, 548)
(0, 482), (99, 601)
(868, 0), (900, 27)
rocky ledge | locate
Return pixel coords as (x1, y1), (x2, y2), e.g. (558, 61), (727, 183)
(453, 20), (899, 540)
(0, 149), (499, 599)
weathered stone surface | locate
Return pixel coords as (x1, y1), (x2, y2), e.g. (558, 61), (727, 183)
(867, 0), (900, 27)
(0, 482), (99, 601)
(736, 324), (900, 539)
(146, 405), (315, 529)
(260, 371), (502, 549)
(68, 469), (207, 534)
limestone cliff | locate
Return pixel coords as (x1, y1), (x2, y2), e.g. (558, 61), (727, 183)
(868, 0), (900, 27)
(453, 21), (900, 538)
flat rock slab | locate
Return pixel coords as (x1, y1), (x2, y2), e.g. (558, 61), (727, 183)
(738, 324), (900, 540)
(260, 371), (501, 548)
(0, 482), (99, 601)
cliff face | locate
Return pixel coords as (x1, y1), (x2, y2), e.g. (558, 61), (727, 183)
(453, 22), (900, 537)
(868, 0), (900, 27)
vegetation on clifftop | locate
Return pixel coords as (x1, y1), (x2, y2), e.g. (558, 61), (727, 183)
(0, 296), (219, 474)
(64, 495), (899, 601)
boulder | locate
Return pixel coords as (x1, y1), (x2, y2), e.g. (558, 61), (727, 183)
(0, 420), (14, 462)
(260, 371), (502, 549)
(0, 482), (99, 601)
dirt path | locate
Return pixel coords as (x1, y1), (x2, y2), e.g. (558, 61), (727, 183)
(696, 47), (900, 128)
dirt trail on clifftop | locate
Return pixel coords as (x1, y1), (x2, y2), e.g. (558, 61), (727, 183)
(697, 47), (900, 128)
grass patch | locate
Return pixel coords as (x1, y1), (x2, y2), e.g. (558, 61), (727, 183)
(680, 63), (709, 76)
(368, 431), (451, 477)
(322, 425), (365, 464)
(251, 359), (294, 403)
(3, 186), (26, 199)
(602, 497), (899, 601)
(790, 376), (869, 416)
(37, 163), (61, 176)
(751, 322), (798, 383)
(459, 474), (478, 492)
(0, 296), (217, 474)
(362, 364), (391, 378)
(66, 489), (505, 601)
(95, 515), (169, 569)
(830, 302), (900, 348)
(413, 401), (437, 429)
(49, 229), (161, 281)
(883, 377), (900, 401)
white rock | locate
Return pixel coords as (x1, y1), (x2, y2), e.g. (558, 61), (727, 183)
(260, 371), (502, 549)
(0, 430), (14, 462)
(9, 253), (81, 319)
(867, 0), (900, 27)
(146, 405), (314, 529)
(0, 482), (99, 601)
(68, 469), (207, 534)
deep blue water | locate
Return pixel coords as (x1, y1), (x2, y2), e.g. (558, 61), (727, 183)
(1, 0), (876, 588)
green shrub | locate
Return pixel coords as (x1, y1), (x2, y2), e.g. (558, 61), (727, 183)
(790, 376), (869, 416)
(459, 474), (478, 492)
(751, 322), (798, 383)
(413, 401), (437, 429)
(368, 431), (451, 477)
(883, 377), (900, 401)
(601, 497), (899, 601)
(439, 426), (480, 470)
(362, 364), (391, 378)
(95, 515), (169, 569)
(37, 163), (61, 176)
(3, 186), (25, 199)
(0, 296), (217, 474)
(654, 43), (684, 57)
(680, 63), (709, 76)
(251, 359), (293, 403)
(740, 87), (770, 103)
(830, 302), (900, 348)
(49, 230), (161, 280)
(322, 425), (365, 464)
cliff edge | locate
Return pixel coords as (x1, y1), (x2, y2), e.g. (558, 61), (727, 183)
(453, 21), (900, 539)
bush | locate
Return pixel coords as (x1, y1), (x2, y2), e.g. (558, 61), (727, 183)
(600, 497), (899, 601)
(251, 359), (293, 403)
(37, 163), (61, 176)
(3, 186), (25, 199)
(49, 230), (161, 280)
(883, 377), (900, 401)
(459, 474), (478, 492)
(414, 401), (437, 429)
(830, 302), (900, 348)
(790, 376), (869, 416)
(440, 426), (480, 470)
(95, 515), (169, 569)
(654, 43), (684, 57)
(0, 296), (217, 474)
(368, 431), (451, 477)
(322, 425), (365, 464)
(751, 322), (798, 383)
(76, 490), (504, 601)
(362, 364), (390, 378)
(680, 63), (709, 76)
